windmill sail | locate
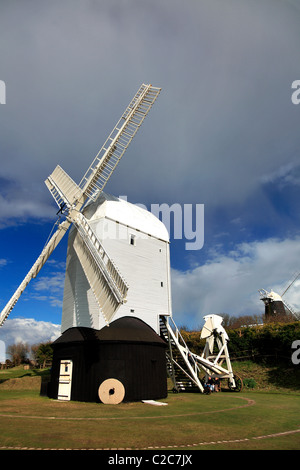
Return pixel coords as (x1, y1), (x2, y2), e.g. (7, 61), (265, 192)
(0, 219), (71, 327)
(281, 271), (300, 297)
(45, 165), (84, 209)
(72, 214), (129, 325)
(79, 84), (161, 204)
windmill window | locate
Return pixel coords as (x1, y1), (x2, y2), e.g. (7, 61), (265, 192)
(130, 235), (136, 246)
(161, 282), (164, 287)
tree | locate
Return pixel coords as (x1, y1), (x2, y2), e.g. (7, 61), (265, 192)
(31, 342), (53, 369)
(7, 342), (30, 366)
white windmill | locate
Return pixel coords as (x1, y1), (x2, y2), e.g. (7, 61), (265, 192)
(259, 272), (300, 321)
(0, 84), (175, 403)
(0, 84), (239, 403)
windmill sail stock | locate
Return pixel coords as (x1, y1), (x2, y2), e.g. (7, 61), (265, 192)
(0, 84), (161, 327)
(79, 84), (161, 204)
(0, 219), (71, 327)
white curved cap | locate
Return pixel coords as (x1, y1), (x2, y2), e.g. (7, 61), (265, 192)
(84, 193), (169, 242)
(268, 290), (283, 302)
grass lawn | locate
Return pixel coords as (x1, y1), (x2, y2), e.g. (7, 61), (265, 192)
(0, 367), (299, 450)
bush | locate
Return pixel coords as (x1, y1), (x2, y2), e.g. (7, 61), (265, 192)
(180, 320), (300, 365)
(243, 378), (256, 389)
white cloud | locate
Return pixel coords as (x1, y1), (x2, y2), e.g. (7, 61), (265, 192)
(30, 272), (65, 308)
(171, 236), (300, 327)
(0, 318), (61, 349)
(0, 193), (53, 220)
(33, 272), (64, 293)
(260, 160), (300, 189)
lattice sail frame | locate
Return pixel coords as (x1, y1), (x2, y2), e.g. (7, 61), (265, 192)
(79, 84), (161, 203)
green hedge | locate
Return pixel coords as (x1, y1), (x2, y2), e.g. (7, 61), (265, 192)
(181, 321), (300, 363)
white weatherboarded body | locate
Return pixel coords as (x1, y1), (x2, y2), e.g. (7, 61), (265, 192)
(61, 194), (172, 334)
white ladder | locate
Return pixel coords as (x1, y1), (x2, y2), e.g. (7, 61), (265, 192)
(160, 316), (204, 392)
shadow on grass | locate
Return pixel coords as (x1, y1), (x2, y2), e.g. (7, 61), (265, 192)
(265, 364), (300, 391)
(0, 368), (51, 385)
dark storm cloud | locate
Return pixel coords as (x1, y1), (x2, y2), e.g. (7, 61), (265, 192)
(0, 0), (299, 231)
